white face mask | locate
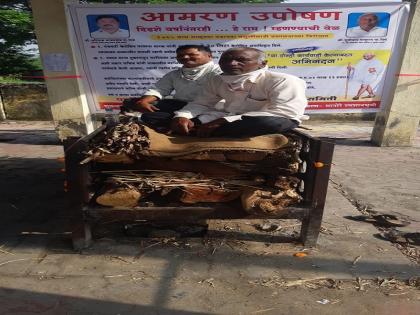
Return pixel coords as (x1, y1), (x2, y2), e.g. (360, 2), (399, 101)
(220, 66), (268, 91)
(180, 61), (215, 81)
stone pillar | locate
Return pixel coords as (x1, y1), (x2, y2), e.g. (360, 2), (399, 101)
(31, 0), (94, 139)
(371, 1), (420, 146)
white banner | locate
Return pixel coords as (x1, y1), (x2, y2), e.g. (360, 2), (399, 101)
(67, 2), (410, 114)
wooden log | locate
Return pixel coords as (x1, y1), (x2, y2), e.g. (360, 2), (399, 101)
(274, 176), (300, 190)
(180, 186), (241, 204)
(96, 187), (142, 207)
(174, 151), (226, 161)
(136, 158), (245, 177)
(225, 151), (268, 162)
(174, 150), (269, 162)
(241, 188), (301, 216)
(95, 153), (134, 164)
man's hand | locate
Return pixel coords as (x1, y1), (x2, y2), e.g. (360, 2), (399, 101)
(171, 117), (195, 135)
(196, 118), (228, 137)
(135, 96), (160, 112)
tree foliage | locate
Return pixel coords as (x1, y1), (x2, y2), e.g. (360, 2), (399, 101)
(0, 0), (39, 75)
(0, 0), (283, 76)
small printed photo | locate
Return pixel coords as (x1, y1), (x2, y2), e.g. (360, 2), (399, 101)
(346, 12), (390, 38)
(87, 14), (130, 39)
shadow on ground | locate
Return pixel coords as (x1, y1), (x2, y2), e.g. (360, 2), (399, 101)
(0, 129), (60, 145)
(0, 287), (213, 315)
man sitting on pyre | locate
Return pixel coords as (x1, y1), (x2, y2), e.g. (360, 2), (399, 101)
(143, 47), (308, 138)
(122, 44), (221, 129)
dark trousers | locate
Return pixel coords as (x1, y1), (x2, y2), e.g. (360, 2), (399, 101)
(141, 99), (187, 129)
(211, 116), (298, 137)
(142, 100), (298, 137)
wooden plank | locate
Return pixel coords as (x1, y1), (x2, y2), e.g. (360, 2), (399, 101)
(79, 124), (107, 143)
(300, 138), (314, 205)
(64, 137), (93, 249)
(85, 205), (308, 221)
(300, 139), (335, 247)
(93, 158), (244, 177)
(71, 222), (92, 251)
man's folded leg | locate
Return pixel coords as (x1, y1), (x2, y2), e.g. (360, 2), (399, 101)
(151, 99), (188, 112)
(141, 99), (187, 130)
(211, 116), (298, 138)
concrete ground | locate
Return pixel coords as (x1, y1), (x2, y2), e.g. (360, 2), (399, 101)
(0, 120), (418, 315)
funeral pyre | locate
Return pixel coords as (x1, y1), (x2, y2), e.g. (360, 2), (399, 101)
(82, 122), (304, 215)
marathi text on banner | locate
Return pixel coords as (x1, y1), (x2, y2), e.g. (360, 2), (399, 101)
(67, 3), (407, 114)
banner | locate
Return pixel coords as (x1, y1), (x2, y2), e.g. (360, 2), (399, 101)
(67, 2), (409, 114)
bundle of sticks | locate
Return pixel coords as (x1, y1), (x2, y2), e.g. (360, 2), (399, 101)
(81, 122), (150, 164)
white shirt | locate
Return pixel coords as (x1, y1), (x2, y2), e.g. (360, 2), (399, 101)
(174, 70), (308, 124)
(90, 28), (129, 38)
(352, 58), (385, 85)
(346, 26), (388, 37)
(143, 62), (221, 102)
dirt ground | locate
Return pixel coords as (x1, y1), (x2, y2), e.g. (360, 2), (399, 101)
(0, 120), (418, 315)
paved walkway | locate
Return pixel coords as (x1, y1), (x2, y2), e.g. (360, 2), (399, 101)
(0, 120), (418, 314)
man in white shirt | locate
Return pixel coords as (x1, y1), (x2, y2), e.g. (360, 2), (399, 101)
(347, 52), (385, 100)
(90, 15), (129, 39)
(170, 47), (307, 138)
(122, 45), (221, 128)
(346, 13), (388, 37)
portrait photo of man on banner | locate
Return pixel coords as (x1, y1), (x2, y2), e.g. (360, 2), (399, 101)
(346, 12), (390, 37)
(87, 14), (130, 39)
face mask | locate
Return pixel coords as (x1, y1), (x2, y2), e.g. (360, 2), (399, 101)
(180, 61), (215, 81)
(220, 66), (267, 91)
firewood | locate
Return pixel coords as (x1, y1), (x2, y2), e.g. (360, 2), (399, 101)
(132, 158), (244, 177)
(180, 186), (241, 204)
(174, 151), (226, 161)
(225, 151), (268, 162)
(96, 187), (142, 207)
(95, 153), (134, 164)
(82, 122), (150, 163)
(274, 176), (301, 190)
(241, 188), (302, 215)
